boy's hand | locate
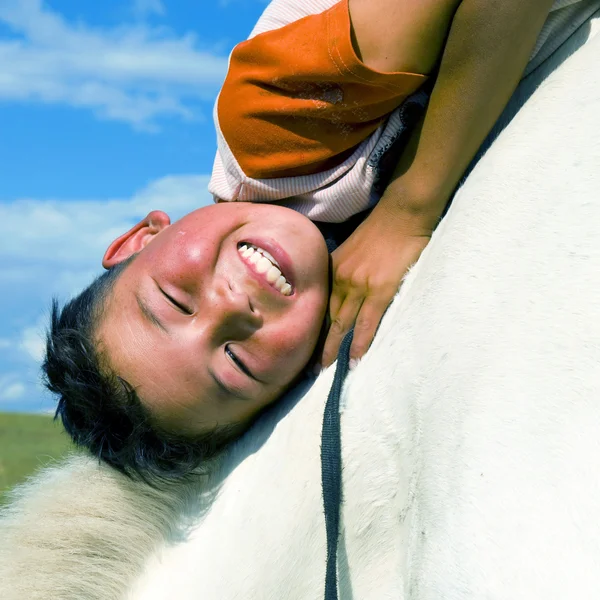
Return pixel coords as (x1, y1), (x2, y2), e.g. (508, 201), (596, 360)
(320, 204), (435, 368)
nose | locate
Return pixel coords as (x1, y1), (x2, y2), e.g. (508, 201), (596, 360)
(204, 276), (262, 341)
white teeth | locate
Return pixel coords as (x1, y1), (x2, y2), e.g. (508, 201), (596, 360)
(238, 243), (293, 296)
(275, 275), (286, 290)
(266, 265), (281, 283)
(245, 244), (277, 266)
(257, 249), (278, 266)
(256, 256), (272, 274)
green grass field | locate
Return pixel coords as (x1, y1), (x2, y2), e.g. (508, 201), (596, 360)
(0, 412), (75, 504)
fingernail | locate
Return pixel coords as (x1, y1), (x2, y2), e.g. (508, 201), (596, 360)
(349, 358), (359, 370)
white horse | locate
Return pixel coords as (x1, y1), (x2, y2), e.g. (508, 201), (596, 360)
(2, 4), (600, 599)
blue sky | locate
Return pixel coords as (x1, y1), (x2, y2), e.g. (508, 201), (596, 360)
(0, 0), (267, 412)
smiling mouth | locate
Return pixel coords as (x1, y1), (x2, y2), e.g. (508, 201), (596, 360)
(237, 242), (293, 296)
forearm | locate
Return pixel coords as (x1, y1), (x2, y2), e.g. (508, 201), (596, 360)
(379, 0), (555, 225)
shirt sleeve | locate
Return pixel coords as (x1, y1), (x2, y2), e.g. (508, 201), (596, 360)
(216, 0), (427, 181)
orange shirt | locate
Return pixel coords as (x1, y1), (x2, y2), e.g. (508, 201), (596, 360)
(217, 0), (427, 181)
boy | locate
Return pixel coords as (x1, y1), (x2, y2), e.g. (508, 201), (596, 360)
(44, 0), (555, 479)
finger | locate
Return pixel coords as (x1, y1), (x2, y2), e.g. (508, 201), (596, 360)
(327, 283), (345, 327)
(349, 294), (392, 362)
(328, 258), (354, 323)
(321, 293), (364, 367)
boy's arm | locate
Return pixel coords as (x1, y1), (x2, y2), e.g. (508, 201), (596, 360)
(321, 0), (556, 367)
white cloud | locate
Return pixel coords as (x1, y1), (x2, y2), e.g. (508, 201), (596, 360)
(0, 322), (46, 363)
(19, 326), (46, 362)
(133, 0), (166, 19)
(0, 377), (26, 402)
(0, 174), (213, 268)
(0, 0), (228, 129)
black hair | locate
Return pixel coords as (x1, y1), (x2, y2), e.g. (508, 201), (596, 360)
(42, 257), (245, 483)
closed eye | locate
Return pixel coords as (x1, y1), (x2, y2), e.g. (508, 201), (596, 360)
(225, 345), (255, 380)
(159, 287), (192, 315)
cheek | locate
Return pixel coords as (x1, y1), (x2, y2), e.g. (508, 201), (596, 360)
(156, 237), (214, 282)
(266, 295), (327, 368)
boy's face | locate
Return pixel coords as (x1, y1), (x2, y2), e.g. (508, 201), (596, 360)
(97, 203), (329, 434)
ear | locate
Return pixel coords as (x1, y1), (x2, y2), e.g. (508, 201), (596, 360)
(102, 210), (170, 269)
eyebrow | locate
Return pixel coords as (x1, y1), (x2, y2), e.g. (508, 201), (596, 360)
(135, 293), (169, 334)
